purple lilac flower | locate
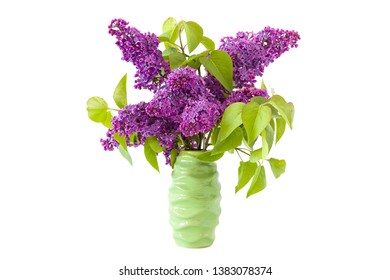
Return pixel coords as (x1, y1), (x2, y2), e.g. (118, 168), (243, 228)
(108, 19), (170, 92)
(102, 20), (299, 166)
(203, 74), (228, 103)
(146, 67), (215, 119)
(219, 27), (300, 88)
(111, 102), (150, 140)
(179, 98), (221, 137)
(108, 101), (181, 163)
(100, 129), (118, 151)
(225, 87), (270, 107)
(145, 88), (177, 118)
(166, 67), (208, 96)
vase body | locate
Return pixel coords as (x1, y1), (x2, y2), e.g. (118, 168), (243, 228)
(169, 151), (222, 248)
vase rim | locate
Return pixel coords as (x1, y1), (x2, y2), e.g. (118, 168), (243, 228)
(180, 150), (208, 154)
(179, 150), (211, 159)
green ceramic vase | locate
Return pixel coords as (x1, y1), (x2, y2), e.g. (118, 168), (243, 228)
(169, 151), (222, 248)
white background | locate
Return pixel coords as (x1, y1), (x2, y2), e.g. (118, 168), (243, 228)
(1, 1), (389, 279)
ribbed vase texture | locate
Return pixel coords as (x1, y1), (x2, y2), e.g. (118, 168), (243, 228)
(169, 151), (222, 248)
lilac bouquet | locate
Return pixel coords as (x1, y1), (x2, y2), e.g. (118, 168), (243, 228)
(87, 18), (300, 197)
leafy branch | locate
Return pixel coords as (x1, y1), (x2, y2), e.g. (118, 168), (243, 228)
(201, 94), (294, 198)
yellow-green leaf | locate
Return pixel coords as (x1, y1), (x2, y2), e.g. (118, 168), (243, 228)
(242, 102), (272, 144)
(268, 158), (286, 178)
(183, 21), (203, 53)
(170, 149), (178, 167)
(262, 124), (274, 159)
(118, 145), (133, 165)
(201, 36), (215, 50)
(113, 73), (127, 109)
(268, 95), (293, 129)
(275, 117), (286, 144)
(169, 52), (186, 69)
(198, 151), (225, 162)
(87, 96), (112, 127)
(212, 127), (243, 155)
(199, 50), (233, 91)
(218, 102), (245, 142)
(247, 165), (267, 198)
(144, 137), (160, 172)
(147, 136), (165, 153)
(162, 17), (179, 45)
(235, 161), (257, 193)
(249, 148), (262, 163)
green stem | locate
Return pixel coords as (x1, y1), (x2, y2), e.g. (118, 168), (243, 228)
(178, 134), (189, 149)
(236, 148), (250, 156)
(204, 131), (212, 150)
(235, 149), (244, 161)
(178, 31), (186, 55)
(197, 133), (203, 150)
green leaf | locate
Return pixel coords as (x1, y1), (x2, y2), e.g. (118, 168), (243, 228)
(187, 55), (201, 69)
(170, 149), (178, 167)
(242, 102), (272, 144)
(288, 102), (295, 124)
(144, 137), (160, 172)
(169, 52), (186, 69)
(114, 133), (133, 165)
(186, 51), (208, 69)
(163, 17), (177, 33)
(275, 117), (286, 144)
(163, 41), (179, 50)
(129, 133), (138, 145)
(251, 96), (268, 105)
(242, 128), (255, 150)
(198, 151), (225, 162)
(218, 102), (245, 142)
(113, 133), (127, 150)
(269, 118), (275, 132)
(118, 145), (133, 165)
(113, 73), (127, 109)
(147, 136), (165, 153)
(210, 127), (220, 146)
(212, 127), (243, 155)
(235, 161), (257, 193)
(102, 111), (113, 128)
(162, 47), (177, 57)
(262, 124), (274, 159)
(249, 148), (262, 163)
(268, 158), (286, 178)
(247, 165), (267, 198)
(199, 50), (233, 91)
(266, 124), (274, 150)
(87, 96), (111, 124)
(261, 79), (267, 90)
(171, 21), (182, 43)
(158, 33), (170, 42)
(268, 95), (293, 129)
(261, 130), (268, 160)
(162, 17), (179, 44)
(183, 21), (203, 53)
(201, 36), (215, 50)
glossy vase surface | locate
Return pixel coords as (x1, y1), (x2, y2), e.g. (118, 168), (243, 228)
(169, 151), (221, 248)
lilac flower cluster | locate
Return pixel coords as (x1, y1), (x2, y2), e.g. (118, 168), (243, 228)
(219, 27), (300, 88)
(108, 19), (170, 91)
(100, 129), (118, 151)
(225, 88), (269, 107)
(179, 98), (220, 137)
(101, 19), (300, 165)
(102, 67), (221, 164)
